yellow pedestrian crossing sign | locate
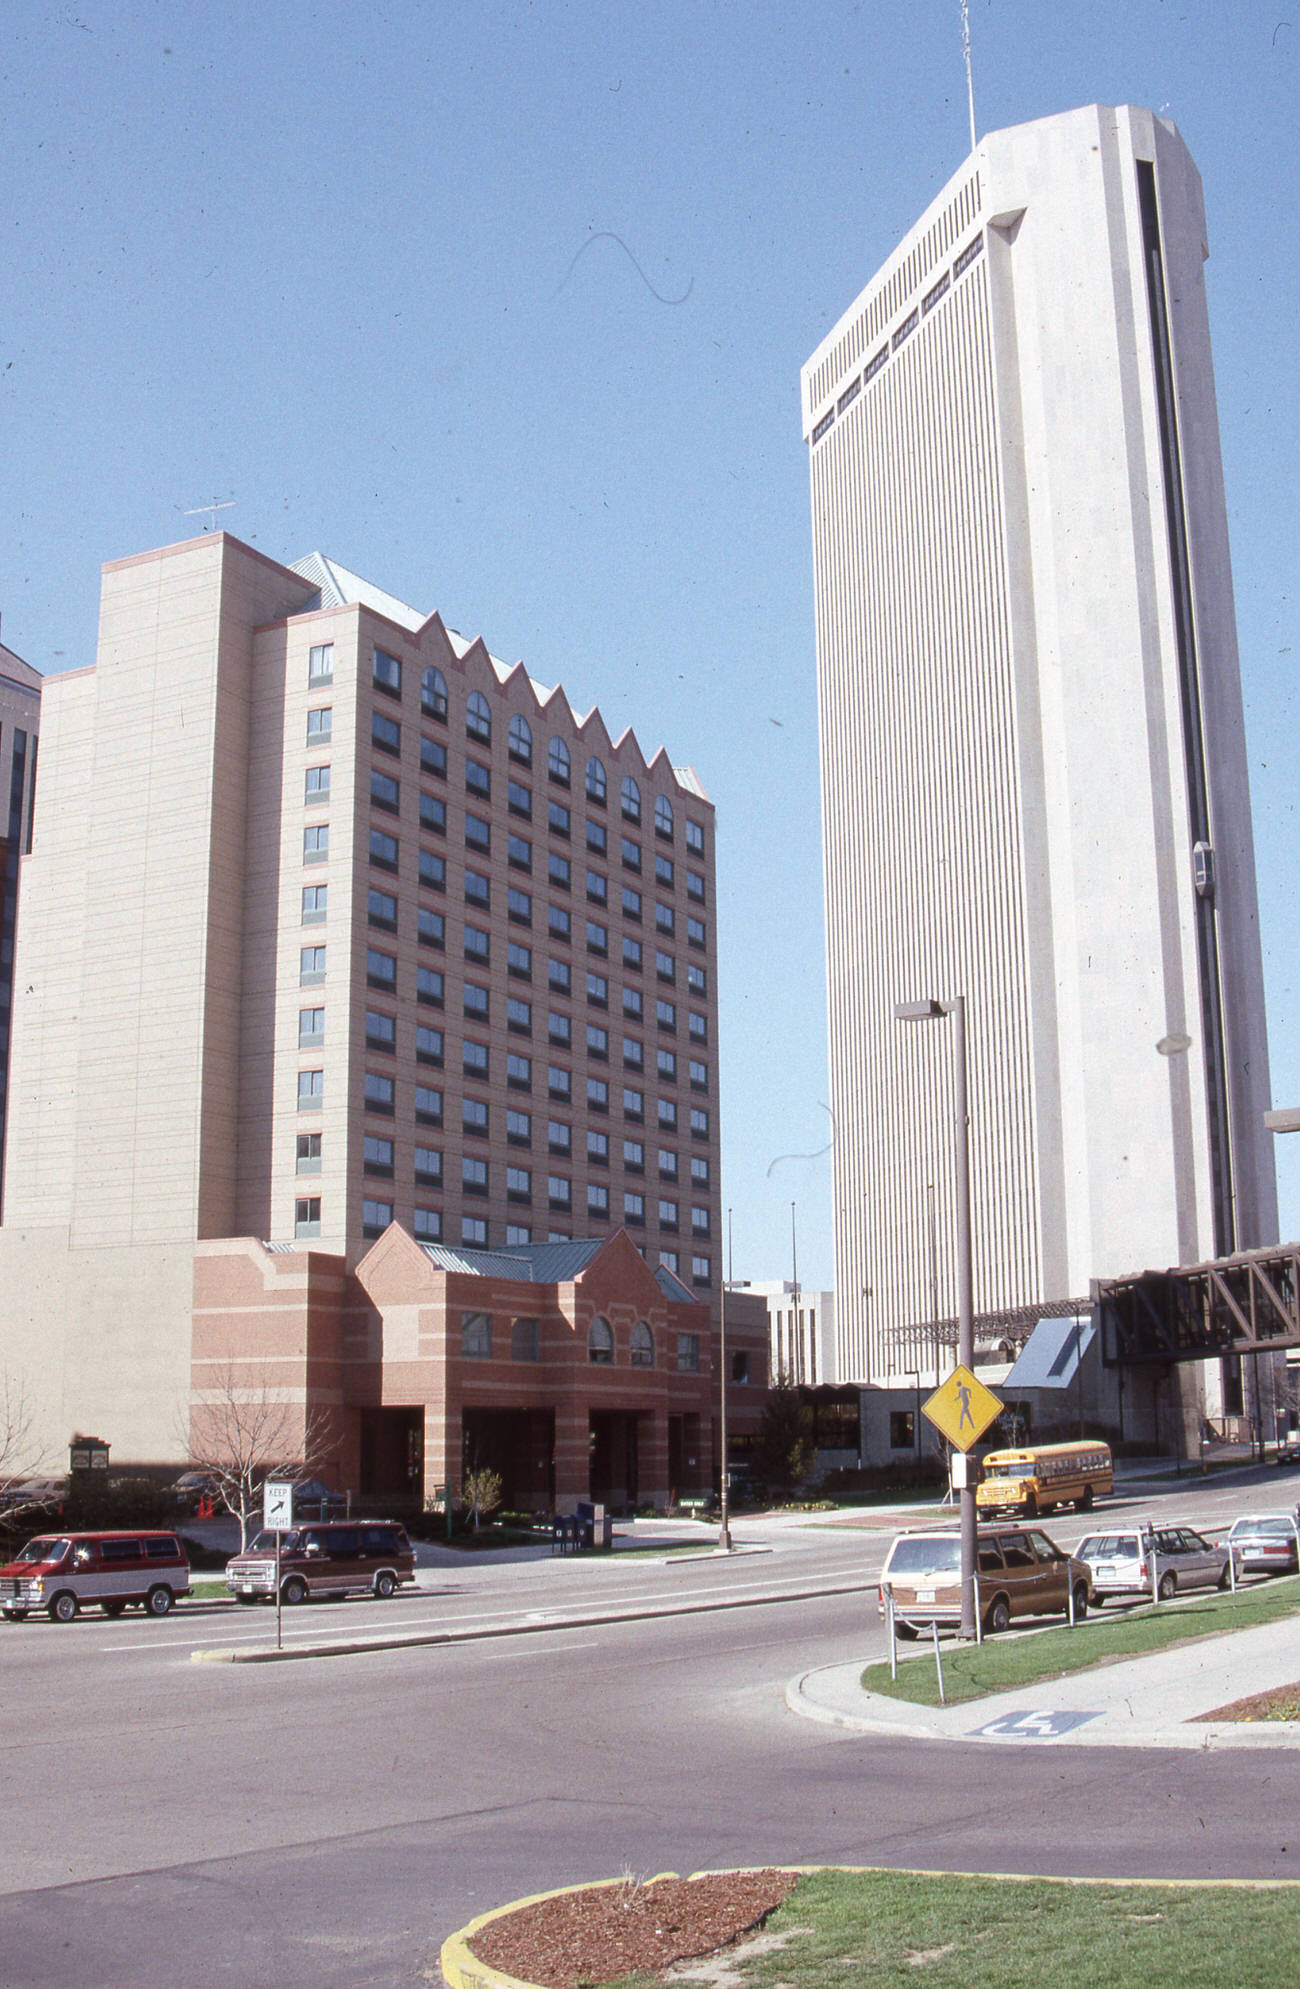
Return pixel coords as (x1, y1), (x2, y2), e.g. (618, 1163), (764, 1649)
(922, 1364), (1002, 1451)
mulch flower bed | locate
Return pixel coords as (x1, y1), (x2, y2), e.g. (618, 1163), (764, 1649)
(1194, 1682), (1300, 1722)
(467, 1867), (800, 1987)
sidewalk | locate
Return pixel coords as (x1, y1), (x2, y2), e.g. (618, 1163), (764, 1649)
(788, 1614), (1300, 1749)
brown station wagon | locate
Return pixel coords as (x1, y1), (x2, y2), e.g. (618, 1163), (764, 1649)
(878, 1523), (1090, 1637)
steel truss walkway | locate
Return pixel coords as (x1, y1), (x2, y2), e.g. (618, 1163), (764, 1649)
(1096, 1242), (1300, 1366)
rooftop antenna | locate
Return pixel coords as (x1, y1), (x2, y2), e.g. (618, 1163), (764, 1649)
(182, 498), (236, 534)
(960, 0), (977, 154)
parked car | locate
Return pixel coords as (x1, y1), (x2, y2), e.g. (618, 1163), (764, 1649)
(172, 1470), (224, 1514)
(1276, 1439), (1300, 1468)
(1227, 1513), (1300, 1575)
(0, 1531), (191, 1622)
(225, 1520), (414, 1605)
(1076, 1523), (1230, 1603)
(0, 1478), (66, 1515)
(877, 1523), (1089, 1637)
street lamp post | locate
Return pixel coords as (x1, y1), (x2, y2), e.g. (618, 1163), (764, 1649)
(895, 995), (976, 1639)
(718, 1208), (733, 1552)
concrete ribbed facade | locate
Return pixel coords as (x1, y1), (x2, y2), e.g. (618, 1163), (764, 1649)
(803, 105), (1276, 1387)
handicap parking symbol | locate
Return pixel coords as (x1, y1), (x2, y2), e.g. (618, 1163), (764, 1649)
(972, 1709), (1101, 1740)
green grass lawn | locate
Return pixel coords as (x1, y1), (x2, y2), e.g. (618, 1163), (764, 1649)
(862, 1577), (1300, 1707)
(607, 1869), (1300, 1988)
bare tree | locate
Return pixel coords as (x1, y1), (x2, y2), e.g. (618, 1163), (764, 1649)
(0, 1376), (58, 1527)
(186, 1364), (336, 1549)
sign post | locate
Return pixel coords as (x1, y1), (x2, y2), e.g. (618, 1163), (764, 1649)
(263, 1480), (294, 1651)
(922, 1363), (1001, 1637)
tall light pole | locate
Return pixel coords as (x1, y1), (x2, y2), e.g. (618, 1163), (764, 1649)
(895, 995), (976, 1639)
(718, 1207), (734, 1551)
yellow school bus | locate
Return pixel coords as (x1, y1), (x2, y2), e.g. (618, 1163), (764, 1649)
(976, 1440), (1113, 1518)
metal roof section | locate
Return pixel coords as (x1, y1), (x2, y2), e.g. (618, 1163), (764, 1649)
(1003, 1316), (1095, 1390)
(418, 1238), (607, 1284)
(654, 1262), (699, 1304)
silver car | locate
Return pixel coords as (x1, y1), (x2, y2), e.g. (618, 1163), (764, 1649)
(1076, 1524), (1230, 1604)
(1226, 1513), (1300, 1576)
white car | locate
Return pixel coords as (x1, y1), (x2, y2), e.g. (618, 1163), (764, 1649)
(1076, 1524), (1230, 1603)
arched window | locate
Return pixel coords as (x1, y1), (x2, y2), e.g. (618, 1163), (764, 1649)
(654, 795), (673, 840)
(621, 775), (641, 823)
(467, 690), (492, 742)
(548, 737), (571, 783)
(630, 1320), (654, 1368)
(588, 1316), (615, 1364)
(586, 756), (607, 804)
(508, 714), (532, 763)
(421, 665), (448, 721)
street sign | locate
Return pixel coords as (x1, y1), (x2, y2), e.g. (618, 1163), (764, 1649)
(922, 1364), (1001, 1451)
(263, 1480), (294, 1530)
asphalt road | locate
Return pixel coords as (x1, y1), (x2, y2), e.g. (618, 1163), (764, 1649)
(2, 1470), (1298, 1988)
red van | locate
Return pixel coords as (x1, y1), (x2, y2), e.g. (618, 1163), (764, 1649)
(0, 1531), (192, 1622)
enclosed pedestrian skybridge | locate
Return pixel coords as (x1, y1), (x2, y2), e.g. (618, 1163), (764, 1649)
(1095, 1243), (1300, 1366)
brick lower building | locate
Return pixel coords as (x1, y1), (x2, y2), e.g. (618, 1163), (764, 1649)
(192, 1225), (712, 1512)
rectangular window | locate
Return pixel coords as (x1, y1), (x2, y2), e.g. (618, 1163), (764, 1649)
(548, 1176), (572, 1208)
(657, 1048), (677, 1082)
(623, 1036), (643, 1069)
(624, 1088), (645, 1121)
(621, 837), (641, 872)
(462, 1156), (489, 1195)
(364, 1070), (394, 1115)
(420, 792), (447, 835)
(463, 1041), (489, 1079)
(466, 758), (491, 798)
(549, 853), (571, 891)
(587, 1183), (610, 1217)
(656, 951), (675, 983)
(690, 1155), (710, 1185)
(508, 887), (533, 925)
(417, 967), (445, 1007)
(363, 1135), (395, 1178)
(507, 1052), (532, 1089)
(622, 886), (642, 920)
(373, 647), (402, 697)
(687, 962), (707, 994)
(586, 972), (608, 1007)
(655, 854), (674, 888)
(622, 937), (642, 971)
(623, 1191), (645, 1225)
(295, 1196), (322, 1238)
(548, 800), (571, 838)
(506, 1166), (531, 1202)
(506, 1224), (532, 1245)
(549, 896), (572, 934)
(656, 902), (674, 935)
(365, 1009), (396, 1053)
(370, 769), (400, 813)
(304, 765), (331, 804)
(414, 1085), (443, 1126)
(462, 1312), (491, 1359)
(687, 917), (706, 950)
(369, 828), (398, 872)
(685, 819), (705, 854)
(548, 1065), (571, 1100)
(587, 1023), (608, 1059)
(586, 868), (607, 904)
(624, 1139), (645, 1172)
(465, 812), (491, 852)
(464, 925), (490, 962)
(368, 887), (398, 931)
(658, 1098), (678, 1129)
(677, 1332), (701, 1370)
(299, 1070), (324, 1111)
(687, 871), (706, 903)
(464, 869), (489, 907)
(508, 941), (533, 979)
(691, 1205), (711, 1236)
(659, 1199), (679, 1229)
(420, 735), (447, 778)
(462, 1097), (489, 1134)
(689, 1059), (708, 1091)
(298, 1006), (324, 1048)
(507, 1109), (532, 1145)
(414, 1146), (442, 1186)
(548, 957), (571, 992)
(691, 1257), (710, 1289)
(657, 999), (676, 1030)
(418, 907), (446, 949)
(299, 946), (326, 986)
(416, 1025), (444, 1065)
(623, 986), (643, 1019)
(586, 819), (607, 855)
(362, 1198), (394, 1238)
(690, 1108), (709, 1138)
(586, 920), (608, 956)
(308, 644), (334, 685)
(372, 710), (401, 754)
(366, 948), (397, 990)
(688, 1011), (708, 1043)
(307, 706), (332, 744)
(587, 1076), (609, 1111)
(461, 1216), (488, 1246)
(658, 1147), (678, 1179)
(508, 779), (532, 818)
(413, 1207), (442, 1242)
(548, 1010), (571, 1046)
(296, 1132), (322, 1175)
(548, 1119), (572, 1154)
(508, 996), (532, 1033)
(303, 824), (329, 864)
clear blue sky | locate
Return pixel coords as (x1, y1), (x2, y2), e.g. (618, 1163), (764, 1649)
(2, 2), (1296, 1292)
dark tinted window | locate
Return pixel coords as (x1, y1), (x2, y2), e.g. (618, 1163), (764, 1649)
(997, 1535), (1036, 1569)
(145, 1536), (181, 1559)
(99, 1538), (142, 1563)
(977, 1545), (1005, 1572)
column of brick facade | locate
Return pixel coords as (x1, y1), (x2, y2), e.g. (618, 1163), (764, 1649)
(553, 1403), (589, 1513)
(639, 1410), (669, 1512)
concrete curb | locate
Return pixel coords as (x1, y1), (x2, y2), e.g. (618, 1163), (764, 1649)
(189, 1572), (874, 1663)
(438, 1864), (1300, 1987)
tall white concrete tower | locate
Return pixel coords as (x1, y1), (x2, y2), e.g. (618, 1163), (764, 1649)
(801, 105), (1276, 1389)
